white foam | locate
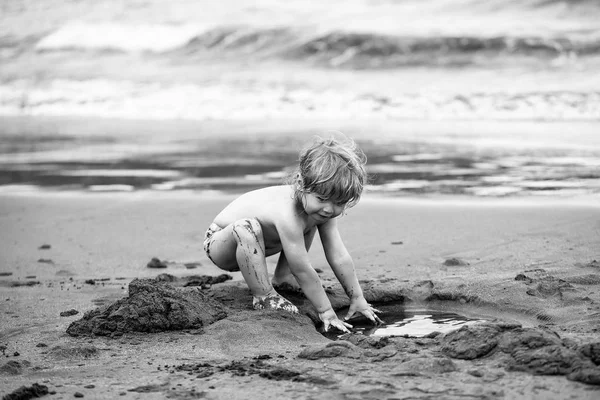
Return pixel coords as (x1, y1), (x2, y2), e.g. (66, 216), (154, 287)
(1, 78), (599, 121)
(466, 186), (523, 197)
(36, 22), (208, 52)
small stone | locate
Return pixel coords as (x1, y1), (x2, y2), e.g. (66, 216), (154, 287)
(39, 244), (51, 250)
(443, 258), (469, 267)
(74, 392), (84, 397)
(60, 309), (79, 317)
(468, 369), (484, 377)
(147, 257), (167, 269)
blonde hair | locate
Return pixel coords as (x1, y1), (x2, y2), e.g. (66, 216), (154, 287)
(288, 134), (367, 208)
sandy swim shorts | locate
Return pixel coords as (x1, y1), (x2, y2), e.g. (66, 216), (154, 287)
(203, 222), (223, 262)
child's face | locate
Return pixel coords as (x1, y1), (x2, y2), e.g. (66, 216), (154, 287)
(302, 192), (346, 222)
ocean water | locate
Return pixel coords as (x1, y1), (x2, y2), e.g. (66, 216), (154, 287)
(0, 0), (599, 198)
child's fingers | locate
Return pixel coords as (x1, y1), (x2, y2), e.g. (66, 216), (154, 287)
(344, 311), (356, 321)
(334, 320), (351, 333)
(363, 310), (384, 325)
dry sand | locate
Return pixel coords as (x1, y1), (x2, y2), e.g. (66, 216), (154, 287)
(1, 190), (600, 399)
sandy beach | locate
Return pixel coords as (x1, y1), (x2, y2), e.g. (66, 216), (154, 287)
(1, 1), (600, 398)
(1, 190), (599, 399)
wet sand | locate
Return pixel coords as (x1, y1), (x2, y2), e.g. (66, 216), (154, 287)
(1, 190), (599, 399)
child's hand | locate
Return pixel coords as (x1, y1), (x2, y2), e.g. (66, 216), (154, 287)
(345, 297), (383, 325)
(318, 309), (352, 333)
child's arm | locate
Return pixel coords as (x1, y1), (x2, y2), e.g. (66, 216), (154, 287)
(278, 221), (351, 332)
(319, 218), (383, 325)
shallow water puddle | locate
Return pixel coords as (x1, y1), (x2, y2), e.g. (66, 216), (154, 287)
(326, 307), (487, 339)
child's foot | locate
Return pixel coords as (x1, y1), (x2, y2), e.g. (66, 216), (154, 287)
(272, 274), (302, 293)
(253, 292), (299, 314)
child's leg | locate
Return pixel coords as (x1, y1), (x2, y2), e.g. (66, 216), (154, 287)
(272, 227), (316, 290)
(205, 218), (298, 313)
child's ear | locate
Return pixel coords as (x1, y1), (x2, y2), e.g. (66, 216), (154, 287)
(295, 174), (304, 191)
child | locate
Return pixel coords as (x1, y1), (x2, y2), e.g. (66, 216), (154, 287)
(203, 135), (382, 333)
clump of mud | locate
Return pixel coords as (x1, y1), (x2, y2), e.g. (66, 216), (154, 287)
(2, 383), (48, 400)
(66, 278), (227, 337)
(441, 323), (600, 385)
(0, 360), (31, 375)
(169, 358), (332, 385)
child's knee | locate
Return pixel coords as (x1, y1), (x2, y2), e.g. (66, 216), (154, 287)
(232, 218), (263, 244)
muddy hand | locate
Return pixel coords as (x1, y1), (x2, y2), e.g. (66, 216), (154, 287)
(345, 297), (384, 325)
(319, 308), (352, 333)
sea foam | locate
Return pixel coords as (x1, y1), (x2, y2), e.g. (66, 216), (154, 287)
(36, 22), (208, 52)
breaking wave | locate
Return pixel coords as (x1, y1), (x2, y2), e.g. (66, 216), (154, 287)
(29, 23), (600, 69)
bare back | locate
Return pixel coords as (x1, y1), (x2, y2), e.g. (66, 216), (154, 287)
(213, 185), (315, 255)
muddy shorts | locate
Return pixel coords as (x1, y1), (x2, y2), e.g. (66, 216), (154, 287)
(203, 222), (223, 262)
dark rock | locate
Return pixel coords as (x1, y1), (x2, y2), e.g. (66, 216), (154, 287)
(66, 278), (227, 337)
(515, 273), (533, 284)
(74, 392), (84, 398)
(1, 383), (48, 400)
(38, 244), (51, 250)
(468, 369), (484, 377)
(146, 257), (167, 268)
(37, 259), (54, 264)
(60, 309), (79, 317)
(443, 258), (469, 266)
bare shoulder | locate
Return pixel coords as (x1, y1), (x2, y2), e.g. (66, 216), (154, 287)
(214, 185), (297, 227)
